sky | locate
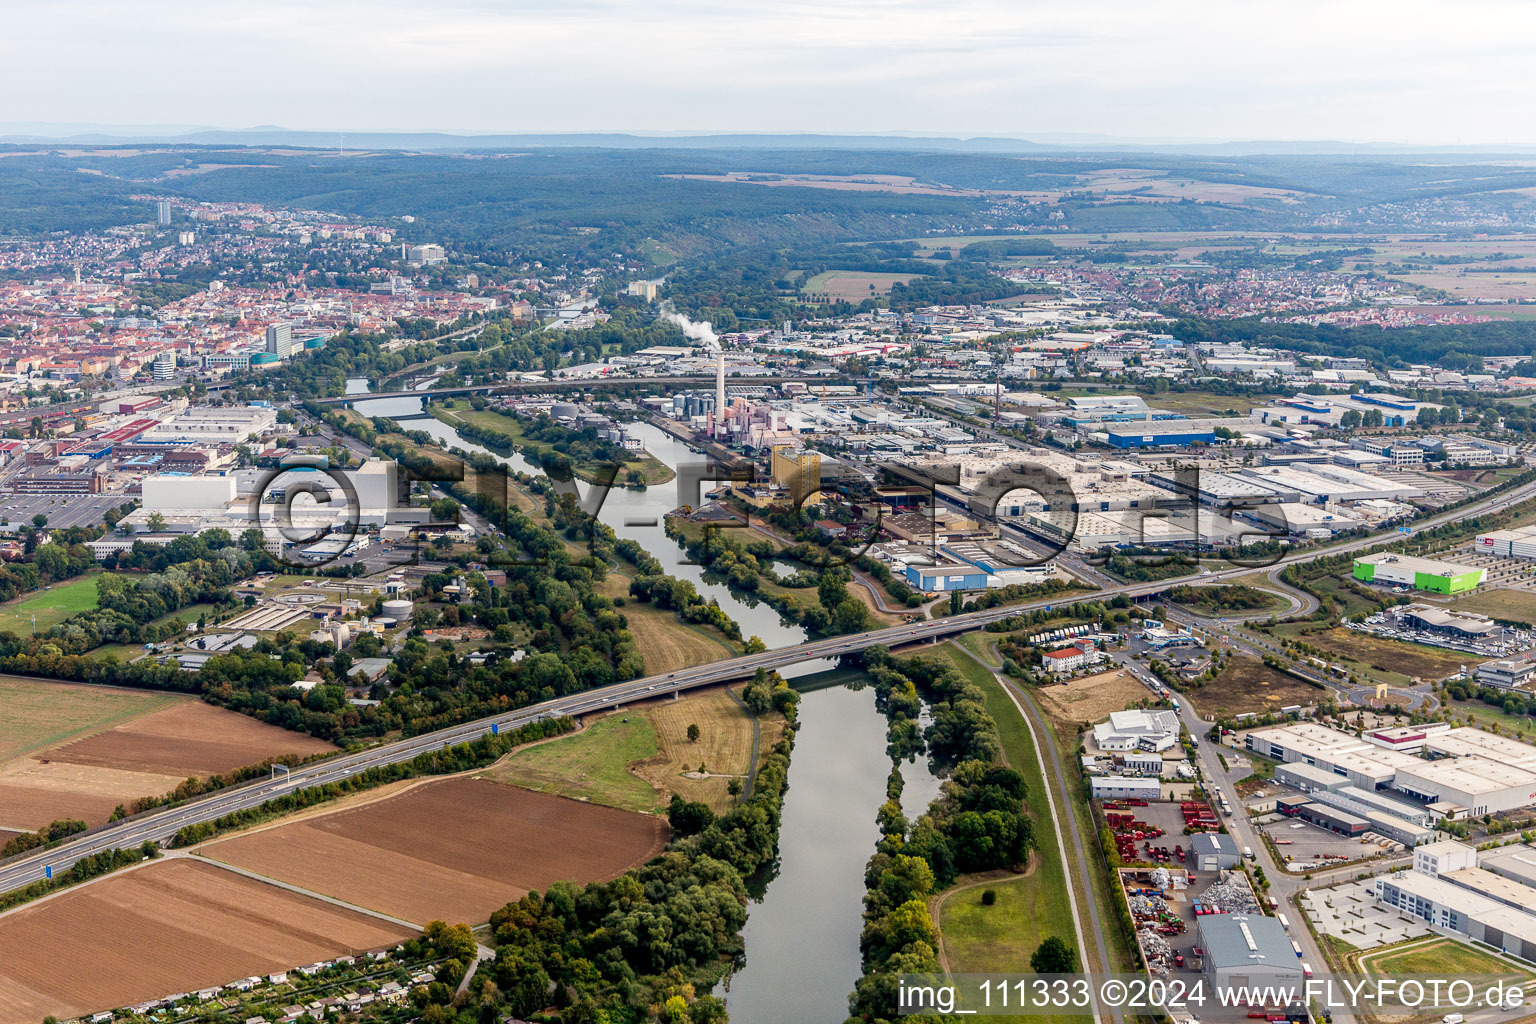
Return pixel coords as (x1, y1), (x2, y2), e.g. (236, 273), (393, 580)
(11, 0), (1536, 144)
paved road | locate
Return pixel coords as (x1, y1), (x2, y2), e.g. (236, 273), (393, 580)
(1166, 690), (1359, 1024)
(5, 470), (1530, 896)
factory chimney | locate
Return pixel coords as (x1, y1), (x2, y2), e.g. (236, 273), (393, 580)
(716, 349), (726, 440)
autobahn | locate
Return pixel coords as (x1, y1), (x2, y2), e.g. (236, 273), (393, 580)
(3, 472), (1533, 896)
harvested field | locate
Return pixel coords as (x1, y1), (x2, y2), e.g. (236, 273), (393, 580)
(1186, 656), (1323, 717)
(1036, 668), (1149, 727)
(0, 858), (411, 1024)
(0, 760), (185, 831)
(0, 677), (185, 762)
(802, 269), (924, 301)
(618, 597), (738, 674)
(0, 693), (335, 829)
(44, 700), (334, 776)
(486, 687), (773, 814)
(205, 777), (668, 925)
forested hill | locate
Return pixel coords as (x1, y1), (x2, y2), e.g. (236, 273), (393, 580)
(19, 145), (1536, 260)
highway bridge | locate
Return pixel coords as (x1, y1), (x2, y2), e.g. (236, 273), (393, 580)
(3, 474), (1534, 896)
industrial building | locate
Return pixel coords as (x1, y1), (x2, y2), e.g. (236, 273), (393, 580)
(1475, 524), (1536, 560)
(1088, 775), (1162, 799)
(903, 560), (990, 592)
(1251, 723), (1536, 821)
(1393, 757), (1536, 817)
(139, 406), (279, 443)
(1352, 552), (1484, 594)
(1148, 469), (1287, 508)
(1276, 794), (1369, 836)
(1236, 464), (1424, 504)
(1249, 502), (1367, 539)
(1197, 915), (1306, 989)
(141, 474), (238, 510)
(1376, 841), (1536, 961)
(1100, 423), (1217, 448)
(1190, 833), (1242, 871)
(1092, 709), (1180, 752)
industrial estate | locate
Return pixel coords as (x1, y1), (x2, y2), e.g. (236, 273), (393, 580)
(18, 10), (1536, 1024)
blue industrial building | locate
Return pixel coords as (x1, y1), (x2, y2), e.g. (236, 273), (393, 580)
(1103, 427), (1217, 449)
(904, 561), (990, 592)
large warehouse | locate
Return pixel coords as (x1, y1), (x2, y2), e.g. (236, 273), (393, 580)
(1475, 524), (1536, 560)
(1236, 464), (1424, 503)
(1377, 841), (1536, 961)
(1250, 723), (1536, 819)
(1352, 552), (1484, 594)
(1197, 915), (1305, 990)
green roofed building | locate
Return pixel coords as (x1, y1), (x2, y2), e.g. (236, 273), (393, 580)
(1352, 552), (1484, 594)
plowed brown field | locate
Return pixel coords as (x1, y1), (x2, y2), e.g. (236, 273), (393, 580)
(205, 777), (668, 925)
(0, 858), (410, 1024)
(0, 701), (335, 830)
(45, 701), (335, 774)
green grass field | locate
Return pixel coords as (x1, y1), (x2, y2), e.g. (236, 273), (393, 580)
(480, 713), (661, 812)
(924, 645), (1080, 988)
(0, 575), (100, 635)
(1359, 937), (1530, 980)
(1445, 698), (1536, 739)
(0, 675), (185, 761)
(1451, 588), (1536, 626)
(148, 601), (222, 630)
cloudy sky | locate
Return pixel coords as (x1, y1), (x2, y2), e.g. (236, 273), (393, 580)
(10, 0), (1536, 143)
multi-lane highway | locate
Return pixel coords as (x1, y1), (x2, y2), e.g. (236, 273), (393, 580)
(4, 462), (1533, 897)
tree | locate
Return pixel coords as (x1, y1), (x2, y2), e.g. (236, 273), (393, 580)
(687, 723), (700, 742)
(1031, 936), (1077, 973)
(1339, 409), (1361, 431)
(667, 794), (714, 835)
(31, 513), (47, 529)
(147, 511), (167, 532)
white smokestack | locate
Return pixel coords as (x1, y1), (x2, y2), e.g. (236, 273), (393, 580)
(659, 305), (725, 439)
(716, 349), (726, 440)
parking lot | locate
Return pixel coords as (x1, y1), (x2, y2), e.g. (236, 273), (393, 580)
(1299, 878), (1432, 948)
(0, 493), (126, 529)
(1256, 813), (1378, 870)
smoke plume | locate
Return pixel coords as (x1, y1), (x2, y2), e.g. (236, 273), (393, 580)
(659, 306), (719, 351)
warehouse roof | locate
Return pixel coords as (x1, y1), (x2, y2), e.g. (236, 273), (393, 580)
(1397, 757), (1536, 795)
(1425, 727), (1536, 765)
(1354, 552), (1478, 576)
(1196, 915), (1301, 971)
(1472, 844), (1536, 888)
(1191, 833), (1238, 856)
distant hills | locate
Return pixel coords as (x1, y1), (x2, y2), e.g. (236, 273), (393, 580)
(4, 125), (1536, 158)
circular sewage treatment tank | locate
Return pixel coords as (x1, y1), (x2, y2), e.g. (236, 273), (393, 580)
(381, 599), (414, 620)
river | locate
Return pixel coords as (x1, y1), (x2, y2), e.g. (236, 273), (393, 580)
(347, 378), (943, 1022)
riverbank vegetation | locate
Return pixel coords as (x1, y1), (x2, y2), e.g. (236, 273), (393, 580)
(846, 647), (1038, 1022)
(429, 400), (673, 486)
(480, 671), (800, 1022)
